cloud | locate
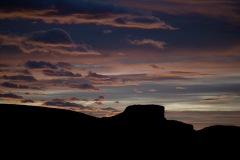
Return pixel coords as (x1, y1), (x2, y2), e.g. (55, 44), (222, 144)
(21, 99), (34, 103)
(24, 61), (58, 69)
(69, 83), (100, 91)
(201, 94), (238, 102)
(42, 69), (82, 77)
(150, 64), (160, 69)
(94, 96), (106, 101)
(95, 101), (103, 105)
(0, 64), (10, 68)
(1, 82), (41, 90)
(0, 0), (176, 29)
(112, 0), (240, 24)
(176, 87), (187, 90)
(67, 97), (80, 101)
(86, 71), (111, 81)
(2, 75), (37, 82)
(115, 101), (120, 104)
(134, 88), (143, 94)
(0, 28), (100, 55)
(0, 93), (23, 99)
(169, 71), (214, 76)
(94, 96), (106, 105)
(148, 89), (157, 92)
(56, 62), (73, 69)
(27, 28), (73, 45)
(43, 98), (86, 108)
(129, 39), (166, 49)
(13, 69), (31, 75)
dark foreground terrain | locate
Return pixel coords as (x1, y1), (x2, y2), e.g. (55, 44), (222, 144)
(0, 104), (239, 157)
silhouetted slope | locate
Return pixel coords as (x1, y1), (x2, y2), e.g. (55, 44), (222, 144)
(0, 103), (239, 156)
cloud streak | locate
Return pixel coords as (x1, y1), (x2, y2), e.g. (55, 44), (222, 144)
(129, 39), (166, 49)
(1, 82), (42, 90)
(110, 0), (240, 24)
(43, 69), (82, 77)
(0, 28), (100, 55)
(0, 93), (23, 99)
(2, 75), (37, 82)
(201, 94), (239, 102)
(0, 0), (176, 29)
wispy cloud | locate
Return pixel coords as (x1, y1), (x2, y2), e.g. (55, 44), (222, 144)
(201, 94), (239, 102)
(112, 0), (240, 24)
(129, 39), (166, 49)
(21, 99), (34, 103)
(44, 98), (86, 108)
(42, 69), (82, 77)
(43, 98), (120, 117)
(24, 61), (58, 70)
(148, 89), (157, 92)
(176, 87), (187, 90)
(0, 0), (176, 29)
(0, 28), (100, 55)
(2, 75), (37, 82)
(0, 93), (23, 99)
(1, 82), (42, 90)
(69, 83), (100, 91)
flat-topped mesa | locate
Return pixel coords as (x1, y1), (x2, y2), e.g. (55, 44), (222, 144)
(122, 104), (166, 122)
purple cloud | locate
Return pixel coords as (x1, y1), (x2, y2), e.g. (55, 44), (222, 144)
(42, 69), (82, 77)
(70, 83), (100, 91)
(1, 82), (41, 90)
(2, 75), (37, 82)
(0, 93), (23, 99)
(24, 61), (58, 69)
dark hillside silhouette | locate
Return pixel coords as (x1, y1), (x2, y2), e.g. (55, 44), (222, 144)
(0, 103), (239, 157)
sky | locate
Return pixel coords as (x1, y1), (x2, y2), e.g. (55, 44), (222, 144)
(0, 0), (240, 129)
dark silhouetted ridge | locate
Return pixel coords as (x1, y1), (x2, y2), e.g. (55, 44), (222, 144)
(0, 103), (239, 157)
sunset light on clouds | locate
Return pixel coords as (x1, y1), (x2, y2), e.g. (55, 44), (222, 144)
(0, 0), (240, 129)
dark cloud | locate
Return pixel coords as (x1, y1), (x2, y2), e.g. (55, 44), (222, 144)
(43, 98), (85, 108)
(70, 83), (100, 91)
(0, 93), (23, 99)
(107, 0), (240, 24)
(113, 73), (187, 83)
(0, 64), (10, 68)
(0, 0), (175, 29)
(14, 69), (31, 75)
(86, 71), (117, 84)
(1, 82), (41, 90)
(26, 28), (73, 45)
(2, 82), (28, 89)
(95, 101), (103, 105)
(68, 97), (80, 101)
(87, 71), (109, 79)
(201, 94), (238, 102)
(0, 29), (100, 55)
(43, 69), (82, 77)
(94, 96), (106, 105)
(56, 62), (73, 69)
(99, 107), (121, 117)
(2, 75), (37, 82)
(169, 71), (214, 76)
(21, 99), (34, 103)
(24, 61), (58, 69)
(114, 101), (120, 104)
(150, 64), (160, 69)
